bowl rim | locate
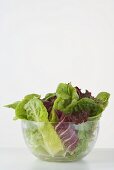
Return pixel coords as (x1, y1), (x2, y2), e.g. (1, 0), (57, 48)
(21, 119), (100, 124)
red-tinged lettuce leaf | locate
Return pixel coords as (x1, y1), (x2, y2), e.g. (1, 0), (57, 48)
(55, 119), (78, 153)
(75, 86), (94, 99)
(44, 93), (56, 101)
(55, 110), (89, 124)
(43, 100), (53, 113)
(42, 96), (56, 114)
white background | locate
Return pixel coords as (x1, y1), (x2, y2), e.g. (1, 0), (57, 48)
(0, 0), (114, 148)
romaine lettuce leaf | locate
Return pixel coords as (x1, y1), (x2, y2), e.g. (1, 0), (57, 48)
(24, 97), (48, 121)
(39, 122), (64, 156)
(53, 83), (79, 114)
(5, 101), (20, 109)
(15, 94), (40, 119)
(24, 97), (63, 156)
(96, 92), (110, 109)
(44, 93), (56, 100)
(22, 120), (48, 156)
(75, 98), (103, 117)
(49, 108), (58, 122)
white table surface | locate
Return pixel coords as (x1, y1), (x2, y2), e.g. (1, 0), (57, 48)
(0, 148), (113, 170)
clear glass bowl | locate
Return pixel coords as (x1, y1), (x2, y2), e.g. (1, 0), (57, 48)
(21, 120), (99, 162)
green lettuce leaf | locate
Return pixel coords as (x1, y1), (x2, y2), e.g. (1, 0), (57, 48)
(53, 83), (79, 114)
(66, 120), (99, 160)
(49, 108), (58, 122)
(96, 92), (110, 109)
(5, 101), (20, 109)
(75, 98), (103, 117)
(44, 93), (56, 100)
(24, 97), (48, 121)
(39, 122), (63, 156)
(22, 120), (48, 156)
(88, 114), (102, 121)
(15, 94), (40, 119)
(24, 97), (63, 156)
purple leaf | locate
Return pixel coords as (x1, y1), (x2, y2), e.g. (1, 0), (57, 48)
(75, 86), (94, 99)
(55, 119), (78, 152)
(42, 96), (56, 114)
(55, 110), (89, 124)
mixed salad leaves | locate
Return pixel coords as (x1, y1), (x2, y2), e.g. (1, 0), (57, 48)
(5, 83), (110, 159)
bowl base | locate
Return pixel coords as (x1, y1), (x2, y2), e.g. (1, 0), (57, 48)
(37, 155), (81, 162)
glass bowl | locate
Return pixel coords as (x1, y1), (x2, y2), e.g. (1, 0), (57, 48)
(21, 120), (99, 162)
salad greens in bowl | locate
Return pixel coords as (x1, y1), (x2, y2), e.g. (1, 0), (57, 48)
(5, 83), (110, 162)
